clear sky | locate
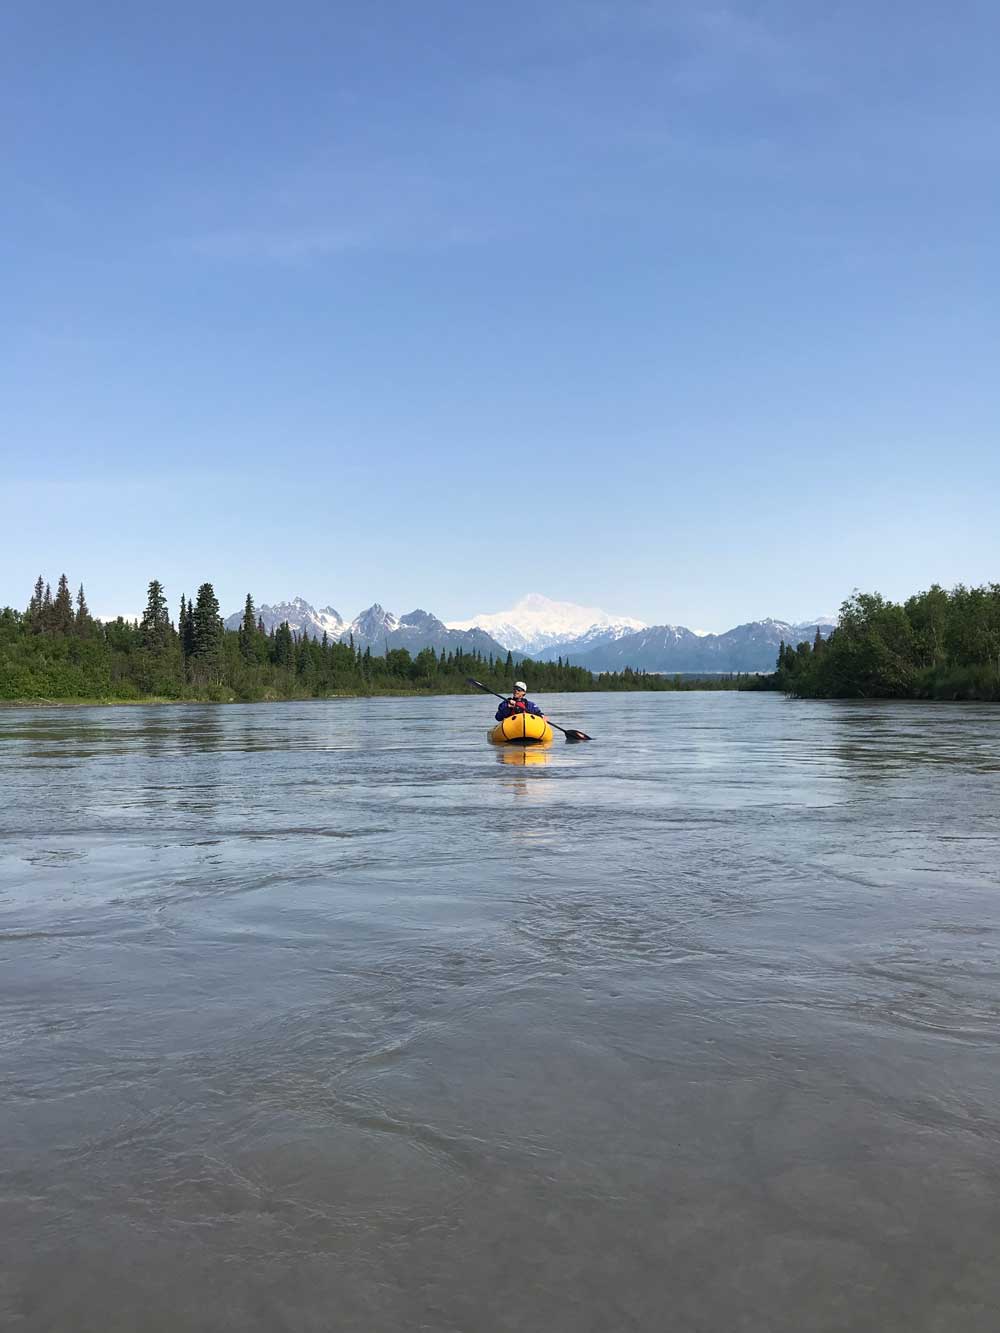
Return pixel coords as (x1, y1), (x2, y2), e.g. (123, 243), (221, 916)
(3, 1), (998, 631)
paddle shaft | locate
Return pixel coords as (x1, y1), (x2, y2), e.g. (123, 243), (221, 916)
(465, 678), (591, 740)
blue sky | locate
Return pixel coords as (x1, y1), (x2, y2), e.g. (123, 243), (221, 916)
(3, 1), (998, 630)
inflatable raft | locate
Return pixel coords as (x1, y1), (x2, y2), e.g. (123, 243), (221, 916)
(488, 712), (554, 745)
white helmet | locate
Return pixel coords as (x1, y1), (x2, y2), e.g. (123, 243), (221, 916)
(513, 680), (527, 692)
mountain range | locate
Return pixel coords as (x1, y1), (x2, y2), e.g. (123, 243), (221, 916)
(448, 593), (646, 656)
(225, 594), (835, 674)
(223, 598), (509, 658)
(562, 618), (834, 674)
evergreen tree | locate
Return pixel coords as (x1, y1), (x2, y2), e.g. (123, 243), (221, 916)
(191, 583), (223, 674)
(52, 574), (74, 634)
(239, 594), (257, 664)
(180, 596), (196, 659)
(295, 636), (312, 677)
(140, 579), (171, 650)
(28, 575), (45, 619)
(75, 584), (91, 633)
(272, 621), (294, 667)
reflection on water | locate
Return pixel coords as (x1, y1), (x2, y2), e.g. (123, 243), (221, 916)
(495, 744), (551, 765)
(2, 693), (1000, 1332)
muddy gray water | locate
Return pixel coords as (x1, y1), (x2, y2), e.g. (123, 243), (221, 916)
(2, 693), (1000, 1332)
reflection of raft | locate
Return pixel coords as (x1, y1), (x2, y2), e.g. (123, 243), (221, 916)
(488, 712), (554, 745)
(497, 746), (550, 765)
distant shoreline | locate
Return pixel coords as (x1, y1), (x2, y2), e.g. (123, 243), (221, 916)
(0, 684), (757, 709)
(1, 691), (441, 708)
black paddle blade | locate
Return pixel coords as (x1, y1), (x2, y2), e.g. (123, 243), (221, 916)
(564, 730), (592, 742)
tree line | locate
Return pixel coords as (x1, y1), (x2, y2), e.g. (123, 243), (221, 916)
(15, 574), (996, 706)
(0, 575), (755, 703)
(773, 583), (1000, 701)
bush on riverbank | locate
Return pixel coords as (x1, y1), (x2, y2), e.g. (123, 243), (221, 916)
(774, 584), (1000, 701)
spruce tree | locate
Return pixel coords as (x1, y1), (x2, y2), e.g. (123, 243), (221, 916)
(296, 636), (312, 677)
(272, 621), (294, 667)
(140, 579), (171, 650)
(239, 594), (257, 664)
(53, 574), (74, 634)
(180, 596), (196, 659)
(191, 583), (222, 674)
(75, 584), (91, 632)
(29, 575), (45, 619)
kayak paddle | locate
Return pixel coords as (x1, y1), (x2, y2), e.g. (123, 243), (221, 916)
(465, 677), (592, 741)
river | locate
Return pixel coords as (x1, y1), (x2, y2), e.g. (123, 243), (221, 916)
(2, 693), (999, 1331)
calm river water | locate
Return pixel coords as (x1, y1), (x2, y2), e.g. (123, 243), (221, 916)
(2, 693), (1000, 1331)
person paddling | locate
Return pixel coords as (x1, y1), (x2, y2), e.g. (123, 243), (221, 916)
(495, 681), (545, 722)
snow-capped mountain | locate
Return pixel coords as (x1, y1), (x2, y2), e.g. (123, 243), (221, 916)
(225, 596), (836, 673)
(225, 599), (509, 658)
(539, 622), (667, 661)
(349, 603), (398, 644)
(350, 607), (508, 657)
(223, 597), (347, 638)
(571, 618), (835, 674)
(447, 593), (646, 656)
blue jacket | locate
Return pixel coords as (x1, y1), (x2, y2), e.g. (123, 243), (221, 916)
(496, 697), (543, 721)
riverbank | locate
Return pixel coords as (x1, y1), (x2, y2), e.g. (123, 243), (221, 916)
(0, 689), (463, 708)
(1, 679), (767, 708)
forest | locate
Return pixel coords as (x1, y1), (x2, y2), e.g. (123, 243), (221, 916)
(13, 574), (995, 706)
(0, 575), (755, 703)
(774, 584), (1000, 701)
